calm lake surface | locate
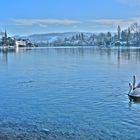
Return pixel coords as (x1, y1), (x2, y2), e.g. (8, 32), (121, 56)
(0, 47), (140, 140)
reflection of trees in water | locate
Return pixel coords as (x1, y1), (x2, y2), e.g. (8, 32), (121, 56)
(0, 51), (8, 64)
(55, 47), (140, 65)
(1, 47), (140, 65)
(0, 48), (33, 64)
(136, 49), (140, 61)
(120, 48), (140, 61)
(54, 47), (96, 56)
(117, 48), (121, 68)
(53, 47), (140, 63)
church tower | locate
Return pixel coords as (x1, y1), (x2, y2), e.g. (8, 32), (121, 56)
(4, 29), (7, 39)
(3, 29), (7, 46)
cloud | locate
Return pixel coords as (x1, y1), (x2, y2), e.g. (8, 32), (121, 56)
(117, 0), (140, 6)
(12, 19), (81, 27)
(92, 17), (140, 28)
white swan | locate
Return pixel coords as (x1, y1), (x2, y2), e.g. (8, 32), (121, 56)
(128, 75), (140, 100)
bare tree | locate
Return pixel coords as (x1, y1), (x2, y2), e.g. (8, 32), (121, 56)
(131, 23), (140, 45)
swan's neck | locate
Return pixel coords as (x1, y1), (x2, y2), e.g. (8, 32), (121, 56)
(133, 75), (136, 89)
(129, 83), (133, 94)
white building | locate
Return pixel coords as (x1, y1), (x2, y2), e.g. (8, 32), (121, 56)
(15, 39), (31, 47)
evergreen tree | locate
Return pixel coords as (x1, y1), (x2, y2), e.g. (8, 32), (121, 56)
(117, 25), (121, 41)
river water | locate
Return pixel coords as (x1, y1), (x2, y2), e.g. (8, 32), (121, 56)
(0, 47), (140, 140)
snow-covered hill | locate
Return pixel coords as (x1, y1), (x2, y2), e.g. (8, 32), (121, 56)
(19, 32), (92, 45)
(14, 32), (112, 46)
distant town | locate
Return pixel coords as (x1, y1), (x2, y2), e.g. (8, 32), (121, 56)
(1, 22), (140, 47)
(0, 30), (37, 49)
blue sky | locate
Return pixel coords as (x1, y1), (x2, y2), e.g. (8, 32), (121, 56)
(0, 0), (140, 35)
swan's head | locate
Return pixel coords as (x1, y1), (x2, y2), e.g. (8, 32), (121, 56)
(129, 82), (133, 94)
(133, 75), (136, 79)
